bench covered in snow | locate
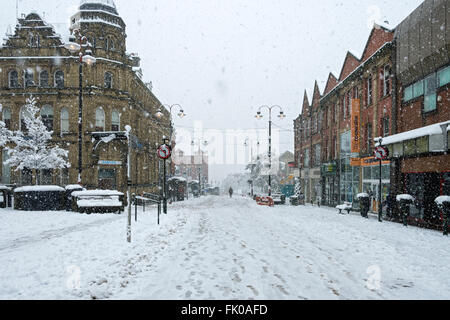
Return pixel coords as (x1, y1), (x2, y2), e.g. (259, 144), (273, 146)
(71, 190), (124, 214)
(336, 202), (353, 214)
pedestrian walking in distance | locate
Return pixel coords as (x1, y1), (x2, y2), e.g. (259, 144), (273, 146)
(229, 187), (233, 198)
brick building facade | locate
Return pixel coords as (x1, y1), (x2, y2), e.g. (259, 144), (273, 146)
(294, 0), (450, 223)
(0, 1), (172, 196)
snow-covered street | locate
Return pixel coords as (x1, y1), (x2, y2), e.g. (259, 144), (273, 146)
(0, 196), (449, 300)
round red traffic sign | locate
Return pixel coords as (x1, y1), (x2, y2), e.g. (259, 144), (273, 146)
(157, 144), (172, 159)
(374, 146), (388, 160)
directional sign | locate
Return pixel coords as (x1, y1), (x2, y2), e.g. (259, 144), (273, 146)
(157, 144), (172, 160)
(374, 146), (389, 160)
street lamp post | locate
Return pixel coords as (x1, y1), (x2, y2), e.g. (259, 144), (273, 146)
(64, 29), (96, 184)
(255, 105), (286, 196)
(244, 138), (258, 197)
(191, 139), (208, 196)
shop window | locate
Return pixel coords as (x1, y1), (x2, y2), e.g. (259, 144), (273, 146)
(2, 107), (11, 129)
(39, 71), (49, 87)
(404, 139), (416, 156)
(41, 105), (54, 131)
(393, 142), (403, 157)
(438, 66), (450, 87)
(61, 108), (69, 133)
(424, 74), (437, 112)
(429, 134), (443, 152)
(416, 136), (428, 154)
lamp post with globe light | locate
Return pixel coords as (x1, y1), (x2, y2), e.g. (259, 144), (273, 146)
(255, 105), (286, 196)
(64, 29), (96, 184)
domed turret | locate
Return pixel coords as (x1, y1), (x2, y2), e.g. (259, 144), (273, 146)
(70, 0), (126, 56)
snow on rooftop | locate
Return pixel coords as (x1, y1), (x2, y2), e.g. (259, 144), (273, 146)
(71, 190), (124, 197)
(80, 0), (116, 8)
(65, 185), (84, 191)
(14, 186), (65, 193)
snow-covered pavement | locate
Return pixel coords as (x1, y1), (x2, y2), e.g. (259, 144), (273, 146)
(0, 196), (449, 300)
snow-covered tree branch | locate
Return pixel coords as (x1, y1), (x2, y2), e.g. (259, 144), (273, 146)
(0, 104), (11, 147)
(5, 97), (70, 185)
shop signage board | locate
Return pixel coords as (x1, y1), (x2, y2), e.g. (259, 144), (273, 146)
(351, 99), (361, 153)
(98, 160), (122, 166)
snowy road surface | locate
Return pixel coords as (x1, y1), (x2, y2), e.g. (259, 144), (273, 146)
(0, 196), (449, 300)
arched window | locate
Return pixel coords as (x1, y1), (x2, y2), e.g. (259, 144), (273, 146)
(104, 72), (113, 89)
(20, 106), (32, 133)
(9, 70), (19, 88)
(61, 108), (69, 133)
(111, 110), (120, 131)
(39, 70), (49, 87)
(95, 107), (105, 131)
(87, 35), (96, 48)
(24, 69), (34, 88)
(41, 105), (54, 131)
(106, 37), (115, 51)
(2, 107), (11, 129)
(54, 70), (64, 88)
(29, 35), (34, 47)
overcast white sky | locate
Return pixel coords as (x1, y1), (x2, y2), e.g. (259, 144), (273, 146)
(1, 0), (423, 182)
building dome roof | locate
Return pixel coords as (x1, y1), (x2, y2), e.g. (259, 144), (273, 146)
(79, 0), (118, 15)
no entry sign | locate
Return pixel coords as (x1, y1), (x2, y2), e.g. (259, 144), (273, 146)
(374, 146), (389, 160)
(157, 144), (172, 160)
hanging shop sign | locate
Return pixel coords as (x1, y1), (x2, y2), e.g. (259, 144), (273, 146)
(321, 163), (337, 176)
(351, 99), (361, 153)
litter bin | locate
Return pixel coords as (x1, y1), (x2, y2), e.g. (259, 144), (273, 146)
(290, 196), (299, 206)
(396, 195), (415, 227)
(435, 196), (450, 236)
(357, 193), (370, 218)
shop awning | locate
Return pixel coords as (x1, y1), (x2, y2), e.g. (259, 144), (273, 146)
(376, 121), (450, 147)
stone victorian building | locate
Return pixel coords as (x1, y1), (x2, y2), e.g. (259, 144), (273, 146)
(0, 0), (172, 195)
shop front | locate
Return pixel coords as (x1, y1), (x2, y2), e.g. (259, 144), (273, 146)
(321, 162), (338, 206)
(360, 157), (391, 213)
